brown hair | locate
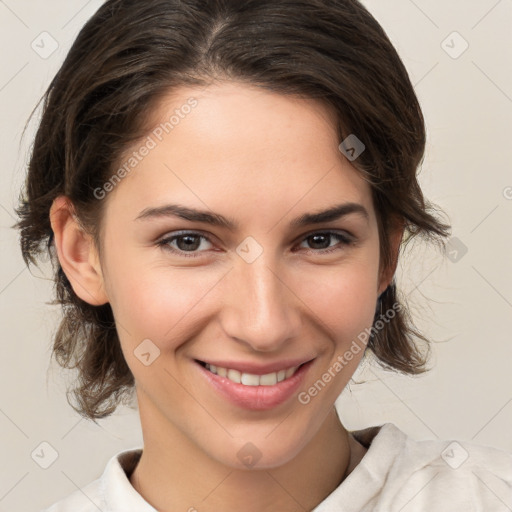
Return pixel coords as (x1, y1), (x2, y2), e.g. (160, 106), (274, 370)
(15, 0), (451, 420)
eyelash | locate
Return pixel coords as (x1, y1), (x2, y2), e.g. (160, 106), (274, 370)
(156, 230), (355, 258)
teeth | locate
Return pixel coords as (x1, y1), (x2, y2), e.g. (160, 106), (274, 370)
(227, 369), (241, 384)
(241, 373), (260, 386)
(205, 363), (300, 386)
(285, 367), (296, 379)
(260, 372), (277, 386)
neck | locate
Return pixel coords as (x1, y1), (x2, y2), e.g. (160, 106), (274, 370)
(130, 397), (356, 512)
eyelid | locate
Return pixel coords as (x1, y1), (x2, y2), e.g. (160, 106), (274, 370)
(156, 227), (355, 244)
(156, 229), (217, 253)
(294, 227), (354, 243)
(293, 230), (355, 253)
(156, 229), (356, 257)
(156, 229), (215, 244)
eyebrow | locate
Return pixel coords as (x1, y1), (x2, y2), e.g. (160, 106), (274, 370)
(135, 202), (369, 230)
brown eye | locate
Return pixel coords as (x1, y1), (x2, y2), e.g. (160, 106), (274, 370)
(157, 231), (214, 258)
(175, 234), (202, 251)
(298, 231), (353, 254)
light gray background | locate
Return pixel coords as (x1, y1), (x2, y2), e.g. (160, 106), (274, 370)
(1, 1), (511, 510)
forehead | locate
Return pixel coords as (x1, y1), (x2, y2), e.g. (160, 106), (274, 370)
(105, 81), (375, 227)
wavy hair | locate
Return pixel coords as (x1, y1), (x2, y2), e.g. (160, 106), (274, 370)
(15, 0), (451, 419)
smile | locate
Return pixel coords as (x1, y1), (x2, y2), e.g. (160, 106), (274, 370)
(204, 363), (300, 386)
(196, 359), (314, 410)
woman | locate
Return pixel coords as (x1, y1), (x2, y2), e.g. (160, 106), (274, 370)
(16, 0), (511, 510)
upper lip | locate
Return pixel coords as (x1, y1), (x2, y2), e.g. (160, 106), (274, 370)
(196, 358), (314, 375)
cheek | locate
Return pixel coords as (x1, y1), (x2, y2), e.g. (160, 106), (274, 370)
(293, 259), (379, 414)
(103, 234), (380, 357)
(105, 258), (222, 348)
(295, 254), (380, 337)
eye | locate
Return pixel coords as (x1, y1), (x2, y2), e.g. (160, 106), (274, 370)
(157, 230), (354, 258)
(296, 231), (354, 254)
(157, 231), (214, 258)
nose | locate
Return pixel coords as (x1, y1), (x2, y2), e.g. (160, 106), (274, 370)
(219, 254), (302, 353)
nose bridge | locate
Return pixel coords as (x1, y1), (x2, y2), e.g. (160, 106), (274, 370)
(221, 251), (300, 351)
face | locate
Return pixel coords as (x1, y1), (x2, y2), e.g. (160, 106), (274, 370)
(90, 82), (398, 468)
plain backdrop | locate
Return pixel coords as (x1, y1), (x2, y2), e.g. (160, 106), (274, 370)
(0, 1), (511, 510)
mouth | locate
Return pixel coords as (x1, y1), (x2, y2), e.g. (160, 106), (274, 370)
(194, 358), (314, 410)
(197, 360), (304, 386)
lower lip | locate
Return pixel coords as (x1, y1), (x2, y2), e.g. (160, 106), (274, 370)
(196, 360), (313, 411)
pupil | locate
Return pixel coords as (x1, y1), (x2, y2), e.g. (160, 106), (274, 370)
(178, 235), (200, 251)
(310, 234), (329, 249)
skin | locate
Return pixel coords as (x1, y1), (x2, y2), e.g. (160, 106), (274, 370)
(50, 81), (403, 511)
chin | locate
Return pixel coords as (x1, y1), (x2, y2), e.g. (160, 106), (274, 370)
(206, 426), (315, 471)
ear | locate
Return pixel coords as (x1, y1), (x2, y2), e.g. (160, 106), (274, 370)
(49, 196), (109, 306)
(377, 216), (405, 296)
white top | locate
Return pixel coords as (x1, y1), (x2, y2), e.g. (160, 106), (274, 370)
(40, 423), (512, 511)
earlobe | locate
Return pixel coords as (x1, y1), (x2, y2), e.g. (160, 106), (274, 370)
(378, 217), (405, 296)
(49, 196), (109, 306)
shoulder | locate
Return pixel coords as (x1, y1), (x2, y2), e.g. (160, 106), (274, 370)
(39, 475), (105, 512)
(39, 447), (148, 512)
(315, 423), (512, 511)
(366, 424), (512, 510)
